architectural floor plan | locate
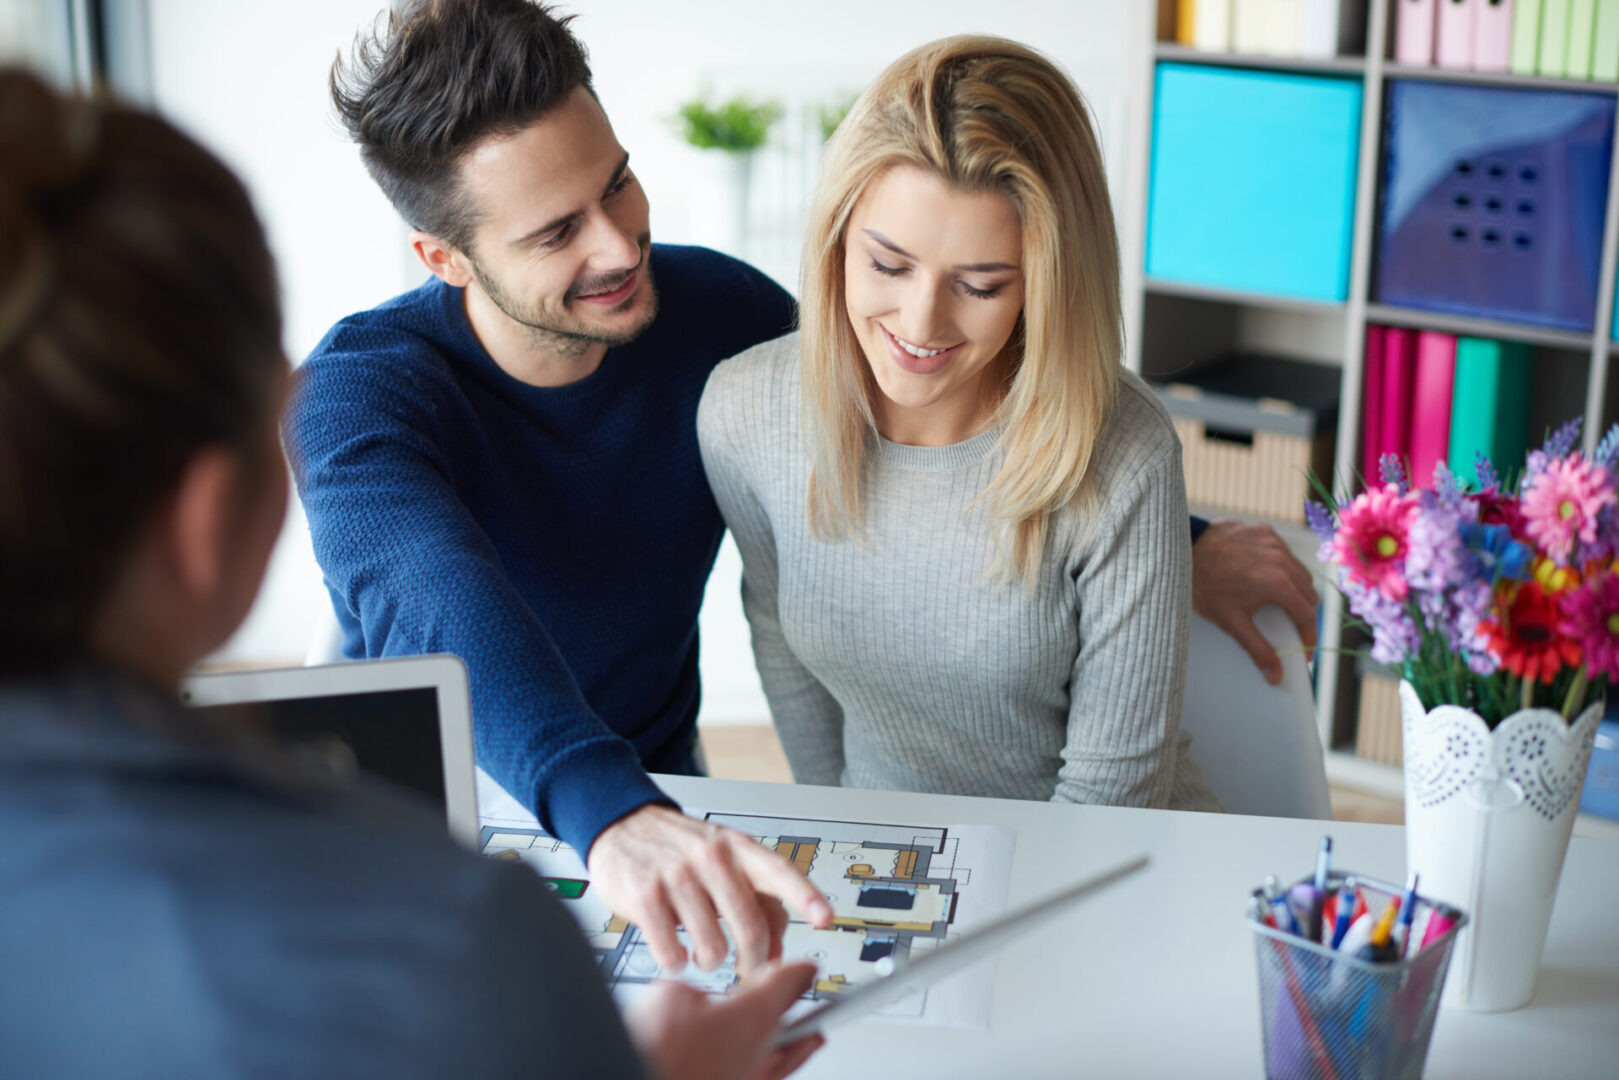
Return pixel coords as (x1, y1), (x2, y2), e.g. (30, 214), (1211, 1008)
(478, 777), (1015, 1028)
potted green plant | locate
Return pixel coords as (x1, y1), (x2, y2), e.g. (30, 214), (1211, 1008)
(673, 93), (781, 153)
(670, 91), (781, 256)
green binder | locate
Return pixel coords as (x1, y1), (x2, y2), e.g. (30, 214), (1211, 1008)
(1596, 0), (1619, 79)
(1513, 0), (1546, 74)
(1569, 0), (1598, 77)
(1542, 0), (1574, 76)
(1449, 337), (1532, 489)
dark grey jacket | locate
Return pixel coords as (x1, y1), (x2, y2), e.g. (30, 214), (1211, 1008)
(0, 667), (645, 1079)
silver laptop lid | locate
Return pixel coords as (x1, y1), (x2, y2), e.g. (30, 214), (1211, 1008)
(179, 655), (478, 848)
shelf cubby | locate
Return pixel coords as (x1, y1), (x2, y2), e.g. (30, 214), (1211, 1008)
(1129, 1), (1619, 815)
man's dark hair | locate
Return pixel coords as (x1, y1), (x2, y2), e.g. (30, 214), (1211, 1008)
(331, 0), (594, 252)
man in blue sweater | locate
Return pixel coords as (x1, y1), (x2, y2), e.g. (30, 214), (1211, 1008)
(289, 0), (830, 973)
(287, 0), (1319, 972)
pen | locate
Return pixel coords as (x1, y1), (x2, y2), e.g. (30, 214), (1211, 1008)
(1314, 836), (1333, 893)
(1272, 889), (1300, 936)
(1251, 888), (1277, 929)
(1418, 903), (1461, 952)
(1366, 893), (1401, 963)
(1290, 881), (1323, 941)
(1328, 879), (1357, 950)
(1393, 872), (1419, 957)
(1339, 912), (1375, 961)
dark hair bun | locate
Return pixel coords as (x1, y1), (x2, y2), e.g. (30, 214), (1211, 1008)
(0, 67), (284, 675)
(0, 70), (97, 349)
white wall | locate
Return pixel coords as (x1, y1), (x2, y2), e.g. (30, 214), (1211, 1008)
(141, 1), (1149, 723)
(145, 0), (419, 667)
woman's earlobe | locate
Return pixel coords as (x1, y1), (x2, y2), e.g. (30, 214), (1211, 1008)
(167, 447), (239, 600)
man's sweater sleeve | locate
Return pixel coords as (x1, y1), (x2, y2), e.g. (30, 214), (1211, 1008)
(284, 356), (671, 855)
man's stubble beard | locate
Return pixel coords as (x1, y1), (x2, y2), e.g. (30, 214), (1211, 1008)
(470, 243), (659, 359)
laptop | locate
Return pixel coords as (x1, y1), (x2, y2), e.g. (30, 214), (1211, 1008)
(179, 655), (480, 848)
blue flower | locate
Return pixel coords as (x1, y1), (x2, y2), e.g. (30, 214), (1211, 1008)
(1461, 522), (1532, 584)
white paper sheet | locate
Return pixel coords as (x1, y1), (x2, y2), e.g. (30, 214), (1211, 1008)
(477, 768), (1015, 1029)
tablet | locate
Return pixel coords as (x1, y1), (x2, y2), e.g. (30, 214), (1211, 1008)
(772, 852), (1150, 1047)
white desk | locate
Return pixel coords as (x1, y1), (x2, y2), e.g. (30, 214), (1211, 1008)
(644, 776), (1619, 1079)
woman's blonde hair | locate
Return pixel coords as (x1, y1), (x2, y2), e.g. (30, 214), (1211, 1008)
(800, 35), (1122, 586)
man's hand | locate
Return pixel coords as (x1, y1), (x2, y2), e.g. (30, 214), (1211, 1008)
(588, 805), (834, 975)
(625, 961), (825, 1080)
(1191, 519), (1319, 686)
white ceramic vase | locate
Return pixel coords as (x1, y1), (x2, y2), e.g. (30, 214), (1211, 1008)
(686, 149), (753, 259)
(1399, 680), (1603, 1012)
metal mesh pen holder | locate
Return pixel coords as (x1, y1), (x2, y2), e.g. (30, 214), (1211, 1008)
(1248, 871), (1468, 1080)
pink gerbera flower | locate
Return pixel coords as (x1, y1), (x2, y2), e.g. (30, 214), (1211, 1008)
(1333, 486), (1417, 600)
(1522, 455), (1616, 564)
(1559, 569), (1619, 680)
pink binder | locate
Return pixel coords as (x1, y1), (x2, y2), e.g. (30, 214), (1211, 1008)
(1362, 325), (1387, 488)
(1437, 0), (1480, 67)
(1397, 0), (1440, 63)
(1409, 331), (1458, 489)
(1381, 328), (1418, 484)
(1473, 0), (1516, 69)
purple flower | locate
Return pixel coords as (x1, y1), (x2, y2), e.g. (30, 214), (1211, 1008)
(1405, 488), (1479, 594)
(1596, 422), (1619, 472)
(1343, 578), (1421, 665)
(1589, 504), (1619, 563)
(1305, 500), (1336, 545)
(1544, 417), (1582, 459)
(1473, 452), (1499, 494)
(1379, 454), (1409, 495)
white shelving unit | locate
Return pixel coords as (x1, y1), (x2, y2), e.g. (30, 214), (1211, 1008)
(1120, 1), (1619, 832)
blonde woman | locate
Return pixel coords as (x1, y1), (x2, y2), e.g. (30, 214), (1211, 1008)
(697, 36), (1219, 811)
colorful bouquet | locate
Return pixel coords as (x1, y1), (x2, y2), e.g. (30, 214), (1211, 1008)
(1307, 419), (1619, 727)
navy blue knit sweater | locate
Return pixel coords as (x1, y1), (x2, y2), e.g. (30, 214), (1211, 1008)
(285, 245), (795, 854)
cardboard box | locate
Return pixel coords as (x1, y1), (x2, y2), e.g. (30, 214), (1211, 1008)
(1355, 668), (1404, 768)
(1152, 354), (1339, 525)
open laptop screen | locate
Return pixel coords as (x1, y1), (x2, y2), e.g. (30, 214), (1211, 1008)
(188, 687), (445, 807)
(179, 657), (479, 847)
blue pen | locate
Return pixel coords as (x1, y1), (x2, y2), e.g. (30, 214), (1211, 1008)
(1329, 878), (1356, 949)
(1393, 872), (1419, 957)
(1265, 879), (1299, 936)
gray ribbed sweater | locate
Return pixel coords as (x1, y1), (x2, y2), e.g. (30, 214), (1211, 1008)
(697, 332), (1219, 811)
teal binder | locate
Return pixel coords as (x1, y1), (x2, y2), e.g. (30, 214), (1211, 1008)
(1448, 337), (1532, 488)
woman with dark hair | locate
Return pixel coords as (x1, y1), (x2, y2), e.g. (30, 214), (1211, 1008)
(0, 68), (818, 1080)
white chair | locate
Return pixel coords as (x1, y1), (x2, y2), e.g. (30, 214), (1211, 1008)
(1181, 605), (1332, 819)
(304, 603), (350, 666)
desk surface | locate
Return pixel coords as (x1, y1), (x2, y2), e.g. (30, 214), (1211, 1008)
(639, 776), (1619, 1080)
